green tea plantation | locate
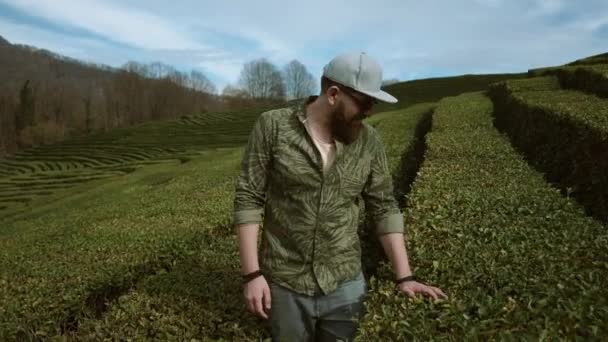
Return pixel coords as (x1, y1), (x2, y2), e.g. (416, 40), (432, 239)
(1, 58), (607, 341)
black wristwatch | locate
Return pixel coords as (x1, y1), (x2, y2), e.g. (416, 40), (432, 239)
(242, 270), (264, 284)
(395, 274), (416, 285)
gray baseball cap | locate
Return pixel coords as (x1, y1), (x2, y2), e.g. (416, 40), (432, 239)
(322, 52), (398, 104)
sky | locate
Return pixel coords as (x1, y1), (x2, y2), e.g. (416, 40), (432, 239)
(0, 0), (606, 93)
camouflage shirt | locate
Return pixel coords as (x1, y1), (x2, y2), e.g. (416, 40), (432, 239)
(233, 95), (404, 296)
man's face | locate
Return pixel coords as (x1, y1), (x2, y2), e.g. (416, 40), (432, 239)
(330, 87), (378, 145)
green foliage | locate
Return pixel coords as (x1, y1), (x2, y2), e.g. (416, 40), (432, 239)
(356, 92), (608, 340)
(359, 104), (435, 277)
(493, 75), (561, 92)
(488, 77), (608, 224)
(554, 64), (608, 98)
(0, 149), (263, 340)
(373, 73), (526, 113)
(2, 55), (608, 339)
(0, 105), (268, 217)
(527, 64), (608, 98)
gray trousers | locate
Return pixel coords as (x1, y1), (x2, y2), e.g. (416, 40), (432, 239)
(266, 272), (368, 342)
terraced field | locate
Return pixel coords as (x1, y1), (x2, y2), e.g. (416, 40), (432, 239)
(0, 103), (433, 340)
(1, 56), (607, 340)
(0, 107), (265, 220)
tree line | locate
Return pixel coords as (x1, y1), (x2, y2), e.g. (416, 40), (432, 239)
(0, 36), (319, 157)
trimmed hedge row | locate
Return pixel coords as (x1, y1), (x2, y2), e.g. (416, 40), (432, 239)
(498, 75), (561, 92)
(0, 150), (241, 340)
(0, 105), (265, 179)
(0, 104), (263, 214)
(360, 104), (434, 278)
(68, 172), (270, 341)
(527, 64), (608, 98)
(67, 103), (436, 341)
(356, 92), (608, 340)
(488, 78), (608, 223)
(555, 64), (608, 98)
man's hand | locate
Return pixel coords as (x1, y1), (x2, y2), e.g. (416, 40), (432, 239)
(243, 276), (272, 319)
(398, 281), (448, 301)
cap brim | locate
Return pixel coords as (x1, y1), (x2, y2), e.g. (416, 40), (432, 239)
(357, 89), (398, 104)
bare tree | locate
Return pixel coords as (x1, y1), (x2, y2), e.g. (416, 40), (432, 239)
(147, 61), (175, 79)
(283, 60), (316, 100)
(167, 69), (187, 87)
(269, 69), (286, 100)
(238, 58), (285, 100)
(190, 70), (217, 94)
(122, 61), (148, 77)
(0, 35), (273, 153)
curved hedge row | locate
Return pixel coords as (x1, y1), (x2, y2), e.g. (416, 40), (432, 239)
(555, 64), (608, 98)
(356, 92), (608, 340)
(0, 150), (241, 340)
(0, 106), (266, 215)
(360, 104), (434, 278)
(527, 64), (608, 98)
(488, 77), (608, 224)
(67, 170), (271, 341)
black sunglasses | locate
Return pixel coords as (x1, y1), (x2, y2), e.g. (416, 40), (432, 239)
(339, 87), (378, 110)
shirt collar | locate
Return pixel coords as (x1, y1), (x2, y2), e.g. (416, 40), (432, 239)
(291, 95), (345, 155)
(292, 95), (318, 123)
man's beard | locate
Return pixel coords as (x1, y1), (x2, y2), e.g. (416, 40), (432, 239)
(330, 102), (364, 145)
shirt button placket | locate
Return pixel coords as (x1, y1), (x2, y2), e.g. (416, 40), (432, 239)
(312, 168), (324, 298)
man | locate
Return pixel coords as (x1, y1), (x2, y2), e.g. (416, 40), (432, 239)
(233, 52), (447, 342)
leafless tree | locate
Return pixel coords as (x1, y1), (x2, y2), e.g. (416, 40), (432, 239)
(0, 34), (274, 156)
(283, 60), (316, 100)
(238, 58), (285, 100)
(190, 70), (217, 94)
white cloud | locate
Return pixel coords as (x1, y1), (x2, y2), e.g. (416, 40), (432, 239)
(1, 0), (606, 87)
(0, 18), (105, 63)
(0, 0), (208, 50)
(531, 0), (567, 15)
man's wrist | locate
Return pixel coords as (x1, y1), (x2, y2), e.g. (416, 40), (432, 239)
(395, 274), (416, 285)
(241, 270), (264, 284)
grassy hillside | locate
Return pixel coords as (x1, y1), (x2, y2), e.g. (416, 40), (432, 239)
(567, 52), (608, 66)
(373, 72), (527, 113)
(0, 105), (273, 220)
(1, 51), (607, 340)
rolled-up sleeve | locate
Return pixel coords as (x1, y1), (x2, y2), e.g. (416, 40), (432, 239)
(361, 132), (405, 236)
(233, 112), (274, 226)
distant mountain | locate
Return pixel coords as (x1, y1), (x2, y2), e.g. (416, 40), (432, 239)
(567, 52), (608, 66)
(374, 72), (527, 113)
(375, 51), (608, 112)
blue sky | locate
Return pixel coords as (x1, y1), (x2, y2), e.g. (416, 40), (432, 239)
(0, 0), (606, 93)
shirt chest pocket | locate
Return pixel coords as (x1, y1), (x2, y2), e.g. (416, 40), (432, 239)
(272, 144), (320, 190)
